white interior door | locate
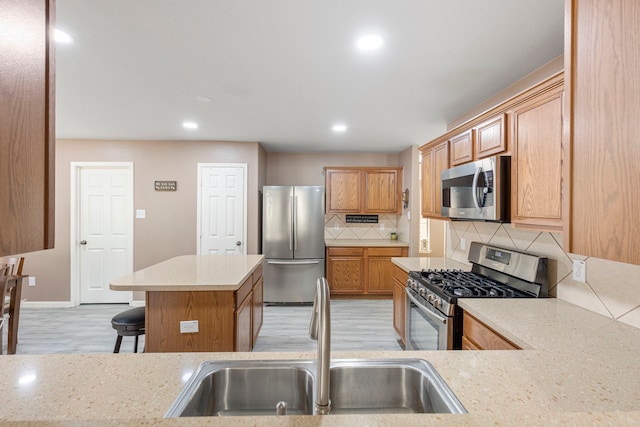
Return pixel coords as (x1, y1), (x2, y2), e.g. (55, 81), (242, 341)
(198, 164), (247, 255)
(78, 166), (133, 303)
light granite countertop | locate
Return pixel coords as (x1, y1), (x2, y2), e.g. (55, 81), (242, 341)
(110, 255), (264, 291)
(325, 239), (409, 247)
(3, 257), (640, 425)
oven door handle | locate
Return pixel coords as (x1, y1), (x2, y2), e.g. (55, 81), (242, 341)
(406, 289), (448, 324)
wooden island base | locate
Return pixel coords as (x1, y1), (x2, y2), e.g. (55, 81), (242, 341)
(110, 255), (264, 353)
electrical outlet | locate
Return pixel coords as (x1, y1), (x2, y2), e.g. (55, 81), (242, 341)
(28, 277), (36, 287)
(572, 260), (586, 283)
(136, 209), (146, 219)
(380, 223), (385, 231)
(180, 320), (199, 333)
(460, 237), (466, 250)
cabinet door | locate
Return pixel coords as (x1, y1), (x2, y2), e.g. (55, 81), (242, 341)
(475, 114), (506, 159)
(433, 142), (450, 218)
(420, 149), (434, 217)
(420, 141), (449, 219)
(364, 169), (401, 214)
(326, 248), (364, 294)
(450, 130), (473, 166)
(0, 0), (55, 256)
(567, 0), (640, 264)
(367, 247), (407, 294)
(510, 88), (564, 231)
(392, 265), (408, 344)
(392, 279), (406, 342)
(325, 169), (362, 213)
(234, 291), (253, 352)
(252, 277), (263, 344)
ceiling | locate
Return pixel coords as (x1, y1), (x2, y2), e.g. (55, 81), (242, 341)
(55, 1), (565, 153)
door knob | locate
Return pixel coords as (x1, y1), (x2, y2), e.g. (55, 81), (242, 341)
(236, 241), (242, 246)
(80, 240), (87, 245)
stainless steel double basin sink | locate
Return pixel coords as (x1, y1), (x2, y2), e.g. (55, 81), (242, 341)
(165, 358), (467, 417)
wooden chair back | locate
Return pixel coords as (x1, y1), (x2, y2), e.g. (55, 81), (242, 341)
(0, 257), (24, 276)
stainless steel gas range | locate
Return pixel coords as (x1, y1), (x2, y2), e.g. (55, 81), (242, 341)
(405, 241), (548, 351)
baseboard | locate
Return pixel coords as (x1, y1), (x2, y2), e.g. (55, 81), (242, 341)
(20, 300), (145, 308)
(20, 301), (76, 308)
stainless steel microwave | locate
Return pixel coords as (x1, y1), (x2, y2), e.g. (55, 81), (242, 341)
(441, 156), (510, 221)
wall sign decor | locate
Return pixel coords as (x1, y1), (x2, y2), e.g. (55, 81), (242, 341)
(345, 214), (379, 224)
(154, 180), (177, 191)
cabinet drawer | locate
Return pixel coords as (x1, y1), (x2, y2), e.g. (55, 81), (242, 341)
(463, 312), (519, 350)
(367, 247), (406, 257)
(393, 265), (409, 283)
(235, 276), (253, 308)
(252, 263), (263, 284)
(328, 247), (364, 257)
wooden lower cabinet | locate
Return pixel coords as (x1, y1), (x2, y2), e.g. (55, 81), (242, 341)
(326, 246), (408, 296)
(461, 311), (520, 350)
(252, 276), (263, 345)
(234, 289), (253, 352)
(145, 264), (263, 353)
(392, 265), (409, 344)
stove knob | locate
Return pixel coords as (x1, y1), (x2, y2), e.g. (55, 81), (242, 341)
(433, 298), (443, 309)
(426, 294), (434, 303)
(418, 288), (426, 297)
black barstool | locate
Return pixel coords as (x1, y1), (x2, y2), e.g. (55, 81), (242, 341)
(111, 306), (145, 353)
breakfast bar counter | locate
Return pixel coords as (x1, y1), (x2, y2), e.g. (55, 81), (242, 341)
(110, 255), (264, 353)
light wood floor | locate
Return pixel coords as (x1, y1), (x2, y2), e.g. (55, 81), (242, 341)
(6, 300), (402, 355)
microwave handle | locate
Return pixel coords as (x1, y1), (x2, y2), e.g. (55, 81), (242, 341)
(472, 166), (483, 213)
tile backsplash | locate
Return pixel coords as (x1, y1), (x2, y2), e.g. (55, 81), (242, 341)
(446, 221), (640, 330)
(324, 214), (398, 240)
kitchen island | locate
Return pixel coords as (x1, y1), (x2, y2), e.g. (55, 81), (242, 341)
(110, 255), (264, 353)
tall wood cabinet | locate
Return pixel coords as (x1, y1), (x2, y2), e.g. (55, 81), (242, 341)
(0, 0), (55, 256)
(509, 85), (564, 231)
(565, 0), (640, 264)
(420, 141), (449, 219)
(325, 167), (403, 214)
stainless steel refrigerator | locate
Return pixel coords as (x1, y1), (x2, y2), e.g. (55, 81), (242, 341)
(262, 186), (325, 304)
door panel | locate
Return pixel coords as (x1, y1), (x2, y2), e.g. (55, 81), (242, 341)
(199, 165), (246, 255)
(293, 186), (325, 259)
(79, 167), (133, 303)
(262, 186), (293, 259)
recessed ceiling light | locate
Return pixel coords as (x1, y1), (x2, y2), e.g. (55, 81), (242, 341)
(182, 121), (198, 129)
(356, 35), (383, 51)
(54, 29), (73, 44)
(332, 124), (347, 133)
(195, 96), (212, 103)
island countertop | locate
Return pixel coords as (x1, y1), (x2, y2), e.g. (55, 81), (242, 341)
(110, 254), (264, 292)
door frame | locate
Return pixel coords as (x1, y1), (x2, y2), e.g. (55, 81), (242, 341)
(196, 163), (248, 255)
(70, 162), (134, 306)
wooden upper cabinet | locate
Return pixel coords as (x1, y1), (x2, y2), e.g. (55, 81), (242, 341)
(420, 141), (449, 219)
(450, 130), (474, 166)
(510, 86), (564, 231)
(0, 0), (55, 256)
(325, 169), (362, 213)
(566, 0), (640, 265)
(364, 169), (401, 214)
(450, 115), (506, 167)
(325, 167), (402, 214)
(476, 114), (506, 159)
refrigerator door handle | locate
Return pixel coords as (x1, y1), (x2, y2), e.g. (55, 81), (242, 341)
(293, 196), (298, 251)
(289, 195), (294, 252)
(267, 260), (321, 265)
